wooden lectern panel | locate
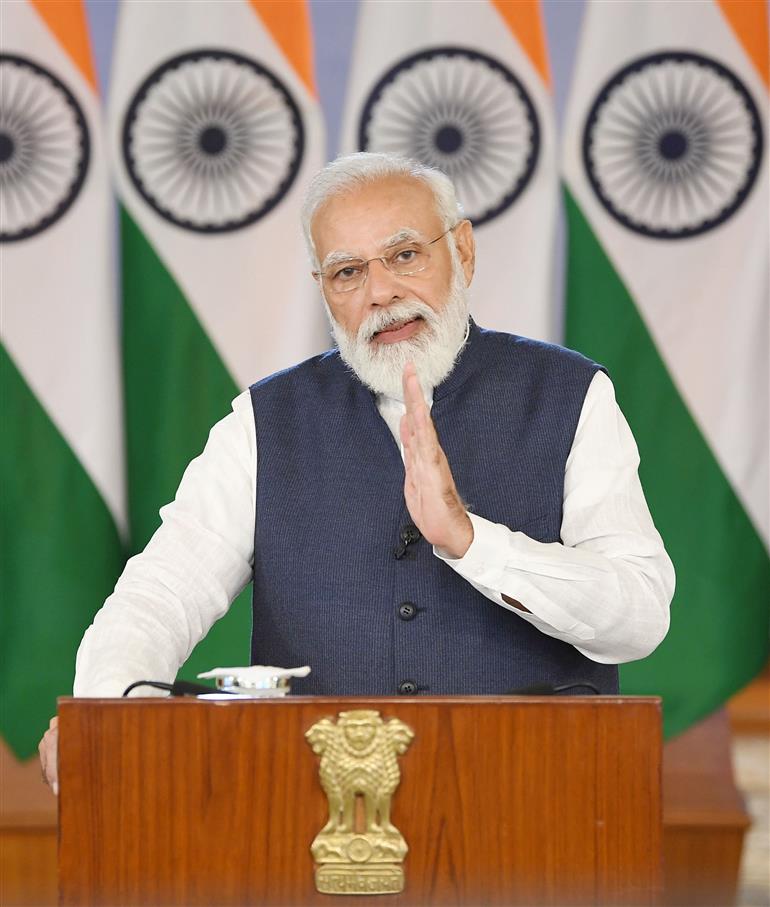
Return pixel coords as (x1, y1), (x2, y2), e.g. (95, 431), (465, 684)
(58, 696), (661, 906)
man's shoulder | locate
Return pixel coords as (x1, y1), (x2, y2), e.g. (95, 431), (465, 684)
(474, 324), (606, 376)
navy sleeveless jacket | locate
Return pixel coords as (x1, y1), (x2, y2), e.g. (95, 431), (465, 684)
(249, 322), (618, 696)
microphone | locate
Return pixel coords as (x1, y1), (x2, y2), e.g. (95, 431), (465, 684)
(394, 524), (422, 559)
(171, 679), (230, 697)
(506, 683), (555, 696)
(505, 681), (601, 696)
(122, 679), (230, 697)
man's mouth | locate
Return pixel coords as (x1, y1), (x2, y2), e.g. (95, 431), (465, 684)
(371, 316), (424, 344)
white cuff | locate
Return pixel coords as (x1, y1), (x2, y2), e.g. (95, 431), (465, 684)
(434, 512), (595, 641)
(433, 512), (509, 589)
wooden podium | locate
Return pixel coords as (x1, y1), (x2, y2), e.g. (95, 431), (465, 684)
(58, 696), (662, 906)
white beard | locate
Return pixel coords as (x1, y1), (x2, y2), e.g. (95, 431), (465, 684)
(325, 268), (470, 399)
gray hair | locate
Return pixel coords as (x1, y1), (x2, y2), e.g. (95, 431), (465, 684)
(301, 152), (464, 268)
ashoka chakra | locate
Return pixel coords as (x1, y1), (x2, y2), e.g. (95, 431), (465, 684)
(359, 46), (540, 227)
(0, 54), (90, 243)
(583, 50), (763, 239)
(122, 49), (305, 233)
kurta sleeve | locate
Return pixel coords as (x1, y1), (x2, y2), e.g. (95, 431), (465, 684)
(74, 391), (257, 696)
(435, 371), (675, 663)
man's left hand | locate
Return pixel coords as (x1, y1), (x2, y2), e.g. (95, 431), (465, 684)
(400, 362), (473, 559)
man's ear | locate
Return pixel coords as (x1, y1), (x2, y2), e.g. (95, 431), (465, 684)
(454, 219), (475, 287)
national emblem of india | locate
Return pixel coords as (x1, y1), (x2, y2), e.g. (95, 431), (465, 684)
(305, 710), (415, 895)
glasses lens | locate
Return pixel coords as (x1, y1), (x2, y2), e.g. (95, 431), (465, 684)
(388, 245), (429, 276)
(327, 261), (366, 293)
(323, 241), (433, 293)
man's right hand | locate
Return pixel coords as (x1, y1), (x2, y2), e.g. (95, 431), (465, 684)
(38, 716), (59, 795)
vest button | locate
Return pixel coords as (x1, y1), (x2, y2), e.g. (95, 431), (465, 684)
(398, 680), (418, 695)
(400, 524), (421, 544)
(398, 602), (417, 621)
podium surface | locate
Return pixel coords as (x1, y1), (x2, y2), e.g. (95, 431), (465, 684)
(58, 696), (661, 906)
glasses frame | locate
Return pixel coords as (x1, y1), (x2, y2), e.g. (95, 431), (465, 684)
(313, 224), (459, 295)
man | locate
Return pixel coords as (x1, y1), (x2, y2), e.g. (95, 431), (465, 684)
(39, 152), (674, 791)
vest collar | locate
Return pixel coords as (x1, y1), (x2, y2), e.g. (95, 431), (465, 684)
(432, 317), (482, 403)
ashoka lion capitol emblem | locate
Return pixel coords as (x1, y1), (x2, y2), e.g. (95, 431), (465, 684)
(305, 710), (414, 895)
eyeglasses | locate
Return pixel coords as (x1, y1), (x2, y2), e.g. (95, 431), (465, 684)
(314, 225), (458, 294)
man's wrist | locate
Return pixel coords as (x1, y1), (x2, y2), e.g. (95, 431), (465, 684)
(437, 512), (474, 560)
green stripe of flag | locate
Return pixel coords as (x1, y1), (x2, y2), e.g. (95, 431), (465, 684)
(122, 206), (240, 550)
(564, 188), (770, 739)
(0, 346), (125, 758)
(121, 206), (252, 677)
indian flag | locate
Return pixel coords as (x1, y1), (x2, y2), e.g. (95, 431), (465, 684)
(109, 1), (327, 673)
(563, 0), (769, 737)
(339, 0), (558, 341)
(0, 0), (126, 757)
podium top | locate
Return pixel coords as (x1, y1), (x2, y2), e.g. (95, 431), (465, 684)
(58, 693), (661, 706)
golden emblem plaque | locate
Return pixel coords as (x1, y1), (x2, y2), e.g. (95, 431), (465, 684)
(305, 710), (415, 895)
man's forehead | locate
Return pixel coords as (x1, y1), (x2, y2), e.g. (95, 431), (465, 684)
(312, 177), (442, 255)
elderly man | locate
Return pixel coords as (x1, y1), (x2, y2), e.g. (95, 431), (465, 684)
(39, 152), (674, 791)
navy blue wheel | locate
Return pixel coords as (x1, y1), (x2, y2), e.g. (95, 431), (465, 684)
(122, 49), (304, 234)
(358, 46), (540, 227)
(583, 51), (763, 239)
(0, 54), (90, 243)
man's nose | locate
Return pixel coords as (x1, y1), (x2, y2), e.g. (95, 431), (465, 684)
(364, 258), (403, 306)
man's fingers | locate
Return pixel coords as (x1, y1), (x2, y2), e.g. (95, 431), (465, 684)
(413, 400), (441, 463)
(402, 368), (430, 461)
(402, 380), (448, 503)
(38, 717), (59, 795)
(401, 365), (440, 450)
(399, 414), (412, 466)
(401, 362), (449, 481)
(399, 412), (409, 447)
(401, 415), (420, 486)
(401, 362), (417, 409)
(402, 363), (427, 415)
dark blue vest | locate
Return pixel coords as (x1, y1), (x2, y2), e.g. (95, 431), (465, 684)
(249, 322), (618, 696)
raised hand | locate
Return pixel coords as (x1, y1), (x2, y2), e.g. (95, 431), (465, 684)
(400, 362), (473, 559)
(38, 715), (59, 795)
